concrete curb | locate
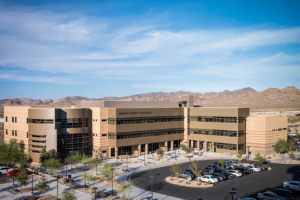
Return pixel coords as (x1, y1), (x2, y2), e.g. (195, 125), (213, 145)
(164, 177), (214, 188)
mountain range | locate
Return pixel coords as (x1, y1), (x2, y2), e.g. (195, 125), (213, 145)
(1, 86), (300, 111)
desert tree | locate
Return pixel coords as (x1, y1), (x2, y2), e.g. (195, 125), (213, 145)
(170, 163), (182, 179)
(16, 167), (29, 188)
(100, 163), (118, 185)
(189, 160), (202, 179)
(218, 158), (225, 169)
(35, 175), (49, 193)
(43, 158), (63, 175)
(179, 145), (194, 154)
(156, 148), (165, 163)
(236, 150), (243, 164)
(116, 180), (133, 200)
(60, 189), (77, 200)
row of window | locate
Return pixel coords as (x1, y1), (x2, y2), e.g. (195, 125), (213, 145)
(30, 140), (46, 143)
(108, 128), (184, 139)
(31, 135), (46, 138)
(27, 118), (88, 128)
(190, 128), (245, 137)
(6, 129), (18, 136)
(190, 116), (246, 123)
(272, 128), (287, 131)
(30, 145), (45, 148)
(5, 116), (17, 123)
(214, 142), (245, 150)
(108, 116), (184, 125)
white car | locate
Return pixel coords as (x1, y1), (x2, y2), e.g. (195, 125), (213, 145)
(283, 181), (300, 191)
(257, 192), (285, 200)
(228, 170), (243, 177)
(0, 166), (13, 175)
(198, 175), (218, 183)
(247, 165), (261, 172)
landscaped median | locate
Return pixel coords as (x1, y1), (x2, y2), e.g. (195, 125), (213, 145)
(165, 176), (214, 188)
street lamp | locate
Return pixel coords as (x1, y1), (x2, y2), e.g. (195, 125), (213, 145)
(111, 168), (114, 196)
(150, 176), (154, 200)
(93, 186), (98, 200)
(84, 162), (87, 187)
(203, 187), (208, 200)
(56, 174), (59, 199)
(174, 144), (177, 160)
(247, 146), (251, 161)
(229, 190), (236, 200)
(30, 166), (34, 194)
(11, 161), (15, 185)
(143, 148), (146, 166)
(126, 152), (129, 175)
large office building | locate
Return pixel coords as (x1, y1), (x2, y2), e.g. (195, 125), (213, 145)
(3, 95), (287, 165)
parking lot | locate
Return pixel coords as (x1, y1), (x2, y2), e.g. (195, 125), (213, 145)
(130, 159), (300, 200)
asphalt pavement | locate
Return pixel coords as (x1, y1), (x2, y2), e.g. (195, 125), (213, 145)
(130, 159), (300, 200)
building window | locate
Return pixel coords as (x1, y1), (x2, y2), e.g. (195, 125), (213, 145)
(102, 134), (107, 136)
(6, 129), (8, 135)
(215, 142), (237, 150)
(102, 119), (107, 122)
(5, 116), (7, 122)
(27, 118), (28, 124)
(31, 135), (46, 138)
(12, 117), (14, 123)
(190, 116), (243, 123)
(28, 119), (54, 124)
(278, 128), (282, 131)
(12, 130), (14, 136)
(283, 128), (287, 130)
(15, 117), (17, 123)
(31, 150), (41, 153)
(27, 132), (28, 138)
(15, 130), (17, 136)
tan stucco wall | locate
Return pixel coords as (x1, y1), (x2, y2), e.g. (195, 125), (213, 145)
(246, 116), (288, 156)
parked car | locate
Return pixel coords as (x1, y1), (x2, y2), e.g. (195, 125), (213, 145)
(176, 171), (194, 181)
(213, 162), (222, 167)
(210, 173), (226, 181)
(267, 188), (294, 199)
(283, 181), (300, 191)
(254, 164), (268, 171)
(213, 169), (235, 179)
(198, 175), (218, 183)
(257, 192), (286, 200)
(184, 170), (197, 177)
(292, 140), (297, 145)
(228, 161), (242, 167)
(6, 169), (20, 177)
(202, 167), (214, 174)
(223, 162), (235, 169)
(0, 167), (13, 175)
(247, 165), (261, 172)
(206, 165), (221, 170)
(235, 167), (252, 175)
(227, 170), (243, 177)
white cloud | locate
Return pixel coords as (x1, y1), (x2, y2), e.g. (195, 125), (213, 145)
(0, 73), (83, 84)
(0, 7), (300, 84)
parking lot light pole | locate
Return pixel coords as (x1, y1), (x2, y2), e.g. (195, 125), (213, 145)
(150, 176), (154, 200)
(31, 167), (34, 194)
(126, 152), (129, 175)
(143, 148), (146, 166)
(56, 174), (59, 199)
(111, 168), (114, 196)
(247, 146), (251, 161)
(203, 187), (208, 200)
(229, 190), (236, 200)
(84, 162), (87, 187)
(174, 144), (177, 160)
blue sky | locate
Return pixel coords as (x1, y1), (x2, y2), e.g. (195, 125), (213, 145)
(0, 0), (300, 99)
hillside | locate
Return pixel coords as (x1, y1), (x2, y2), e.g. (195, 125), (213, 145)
(1, 86), (300, 111)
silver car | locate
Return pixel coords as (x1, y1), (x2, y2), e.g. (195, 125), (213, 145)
(257, 192), (286, 200)
(0, 167), (13, 175)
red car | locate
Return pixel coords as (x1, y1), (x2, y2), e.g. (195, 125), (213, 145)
(6, 169), (20, 177)
(292, 140), (297, 145)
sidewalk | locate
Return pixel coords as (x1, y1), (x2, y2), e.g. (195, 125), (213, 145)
(0, 150), (261, 200)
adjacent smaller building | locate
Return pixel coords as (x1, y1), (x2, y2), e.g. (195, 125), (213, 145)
(246, 116), (288, 155)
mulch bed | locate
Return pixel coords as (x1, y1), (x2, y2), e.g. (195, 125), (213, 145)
(10, 187), (37, 194)
(26, 194), (58, 200)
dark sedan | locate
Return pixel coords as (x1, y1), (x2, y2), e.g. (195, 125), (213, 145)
(211, 173), (226, 181)
(254, 164), (268, 171)
(235, 167), (252, 175)
(213, 169), (235, 179)
(267, 188), (294, 199)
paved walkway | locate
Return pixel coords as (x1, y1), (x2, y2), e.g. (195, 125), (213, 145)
(1, 150), (299, 200)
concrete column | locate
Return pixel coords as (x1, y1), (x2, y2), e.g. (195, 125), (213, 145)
(197, 140), (200, 151)
(204, 141), (207, 152)
(138, 144), (141, 156)
(165, 141), (168, 151)
(191, 140), (194, 148)
(145, 144), (148, 155)
(115, 147), (118, 159)
(171, 141), (174, 151)
(212, 142), (214, 152)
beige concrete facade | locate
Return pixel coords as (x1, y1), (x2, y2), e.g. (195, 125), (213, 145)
(3, 96), (288, 164)
(246, 116), (288, 156)
(188, 107), (249, 155)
